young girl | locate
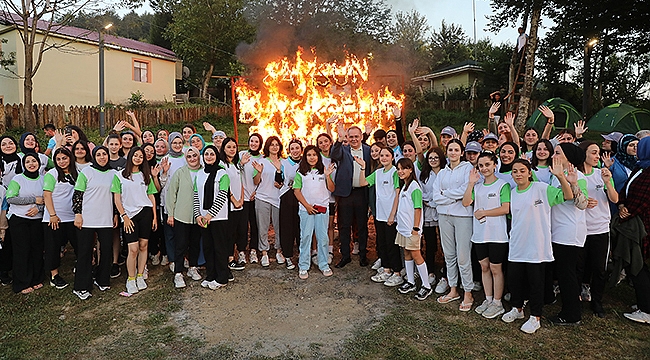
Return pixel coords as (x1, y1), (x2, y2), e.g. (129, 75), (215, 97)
(43, 148), (78, 290)
(521, 128), (540, 158)
(160, 132), (187, 271)
(106, 134), (126, 171)
(421, 146), (447, 290)
(141, 130), (156, 145)
(496, 142), (519, 190)
(220, 138), (246, 269)
(18, 132), (50, 174)
(531, 140), (553, 184)
(121, 131), (136, 156)
(1, 135), (22, 187)
(142, 143), (164, 266)
(357, 147), (402, 287)
(317, 133), (336, 264)
(72, 140), (92, 171)
(6, 153), (45, 294)
(279, 139), (303, 270)
(72, 146), (116, 299)
(293, 145), (335, 279)
(462, 151), (510, 318)
(194, 145), (230, 289)
(239, 133), (264, 264)
(578, 141), (618, 318)
(252, 136), (284, 267)
(394, 158), (431, 300)
(503, 158), (575, 334)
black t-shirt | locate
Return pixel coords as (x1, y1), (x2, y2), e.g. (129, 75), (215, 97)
(109, 157), (126, 171)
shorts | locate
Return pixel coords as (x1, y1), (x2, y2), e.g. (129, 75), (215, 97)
(328, 202), (336, 216)
(395, 232), (421, 251)
(123, 207), (154, 244)
(473, 242), (508, 264)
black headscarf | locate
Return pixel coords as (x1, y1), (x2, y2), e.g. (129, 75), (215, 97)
(202, 145), (222, 210)
(559, 143), (586, 169)
(19, 132), (38, 154)
(499, 142), (520, 173)
(248, 133), (263, 156)
(0, 135), (23, 174)
(21, 153), (41, 179)
(91, 146), (111, 172)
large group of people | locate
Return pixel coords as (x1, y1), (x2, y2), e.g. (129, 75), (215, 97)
(1, 105), (650, 335)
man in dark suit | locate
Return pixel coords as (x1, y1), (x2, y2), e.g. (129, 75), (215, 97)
(331, 123), (372, 268)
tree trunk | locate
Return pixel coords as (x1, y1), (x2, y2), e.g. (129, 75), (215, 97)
(202, 63), (215, 101)
(22, 29), (36, 132)
(515, 3), (542, 132)
(596, 30), (609, 110)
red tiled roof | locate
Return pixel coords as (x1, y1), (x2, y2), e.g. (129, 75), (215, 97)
(0, 12), (176, 61)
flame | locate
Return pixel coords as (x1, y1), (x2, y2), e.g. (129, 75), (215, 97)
(235, 47), (404, 147)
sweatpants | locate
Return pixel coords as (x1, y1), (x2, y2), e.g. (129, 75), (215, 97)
(255, 200), (280, 252)
(508, 261), (546, 317)
(375, 220), (401, 272)
(549, 243), (582, 322)
(576, 232), (609, 311)
(228, 208), (248, 253)
(0, 228), (12, 273)
(201, 220), (229, 284)
(422, 225), (438, 275)
(439, 214), (474, 291)
(279, 191), (300, 257)
(75, 227), (112, 291)
(628, 263), (650, 314)
(44, 222), (77, 272)
(173, 221), (201, 274)
(10, 216), (44, 293)
(243, 200), (259, 251)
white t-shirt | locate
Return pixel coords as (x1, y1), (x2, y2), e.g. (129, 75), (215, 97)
(42, 169), (75, 223)
(584, 168), (613, 235)
(321, 154), (336, 204)
(18, 152), (49, 176)
(6, 174), (44, 219)
(471, 178), (510, 244)
(221, 161), (244, 211)
(195, 168), (230, 221)
(239, 151), (262, 202)
(533, 165), (552, 184)
(111, 171), (157, 218)
(396, 181), (423, 237)
(366, 166), (399, 222)
(254, 157), (281, 208)
(74, 167), (116, 228)
(280, 157), (300, 197)
(550, 172), (588, 247)
(293, 169), (332, 211)
(1, 160), (20, 188)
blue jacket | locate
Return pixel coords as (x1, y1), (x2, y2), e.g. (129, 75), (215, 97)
(330, 141), (371, 197)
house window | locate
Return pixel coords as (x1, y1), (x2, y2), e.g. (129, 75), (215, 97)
(0, 96), (3, 105)
(133, 59), (150, 83)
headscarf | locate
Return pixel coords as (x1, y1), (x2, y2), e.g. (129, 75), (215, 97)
(154, 138), (169, 157)
(19, 132), (37, 154)
(498, 141), (520, 173)
(21, 153), (41, 179)
(91, 146), (111, 172)
(141, 143), (157, 168)
(615, 134), (638, 170)
(248, 133), (263, 156)
(0, 135), (22, 174)
(168, 132), (183, 157)
(189, 134), (206, 153)
(185, 146), (202, 170)
(201, 145), (222, 210)
(636, 136), (650, 169)
(559, 143), (586, 169)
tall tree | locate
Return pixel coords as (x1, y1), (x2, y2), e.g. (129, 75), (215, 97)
(429, 21), (471, 70)
(392, 9), (430, 76)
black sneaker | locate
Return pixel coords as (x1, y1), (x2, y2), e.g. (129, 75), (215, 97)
(110, 263), (121, 278)
(0, 271), (12, 286)
(94, 280), (111, 291)
(398, 282), (417, 294)
(50, 274), (68, 289)
(415, 287), (433, 301)
(117, 254), (126, 266)
(73, 290), (92, 300)
(549, 316), (581, 326)
(228, 272), (235, 282)
(229, 260), (245, 271)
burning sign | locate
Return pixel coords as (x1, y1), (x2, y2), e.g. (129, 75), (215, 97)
(234, 47), (404, 146)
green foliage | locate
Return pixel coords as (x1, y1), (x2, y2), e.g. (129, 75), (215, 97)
(429, 20), (472, 70)
(127, 90), (148, 109)
(0, 38), (16, 71)
(57, 10), (154, 42)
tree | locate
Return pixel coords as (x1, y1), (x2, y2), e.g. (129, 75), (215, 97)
(165, 0), (255, 100)
(0, 0), (100, 131)
(429, 21), (471, 70)
(391, 10), (430, 76)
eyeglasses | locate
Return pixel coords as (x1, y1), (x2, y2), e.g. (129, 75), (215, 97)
(428, 157), (439, 161)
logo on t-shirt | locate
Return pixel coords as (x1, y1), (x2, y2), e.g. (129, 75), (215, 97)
(534, 199), (543, 207)
(596, 184), (604, 190)
(488, 192), (497, 198)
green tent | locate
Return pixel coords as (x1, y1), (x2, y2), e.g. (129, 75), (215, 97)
(527, 98), (582, 130)
(586, 103), (650, 134)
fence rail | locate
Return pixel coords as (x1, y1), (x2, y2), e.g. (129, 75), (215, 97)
(0, 104), (232, 133)
(424, 99), (541, 114)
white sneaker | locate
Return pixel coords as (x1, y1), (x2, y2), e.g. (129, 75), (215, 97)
(435, 277), (450, 294)
(160, 255), (169, 266)
(143, 266), (149, 280)
(624, 309), (650, 324)
(327, 252), (333, 265)
(475, 299), (491, 315)
(126, 279), (139, 294)
(184, 258), (190, 269)
(151, 253), (161, 266)
(261, 254), (270, 267)
(169, 263), (175, 273)
(201, 280), (210, 288)
(384, 273), (405, 287)
(473, 281), (482, 292)
(208, 280), (226, 290)
(276, 252), (286, 264)
(502, 308), (525, 323)
(249, 250), (258, 264)
(376, 267), (385, 275)
(371, 271), (391, 283)
(580, 283), (592, 302)
(286, 258), (296, 270)
(238, 251), (247, 264)
(352, 242), (360, 255)
(482, 302), (506, 319)
(136, 276), (147, 290)
(371, 258), (382, 270)
(428, 274), (437, 287)
(174, 273), (186, 288)
(299, 269), (308, 279)
(187, 267), (202, 281)
(520, 316), (541, 334)
(73, 290), (92, 300)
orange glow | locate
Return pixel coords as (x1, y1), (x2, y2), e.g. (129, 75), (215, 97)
(235, 47), (404, 146)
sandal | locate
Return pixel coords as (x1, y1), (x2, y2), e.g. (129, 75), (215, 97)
(33, 283), (43, 290)
(437, 294), (461, 304)
(459, 301), (473, 312)
(20, 287), (34, 295)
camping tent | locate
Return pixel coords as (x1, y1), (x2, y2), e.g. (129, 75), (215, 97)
(526, 98), (582, 130)
(587, 103), (650, 134)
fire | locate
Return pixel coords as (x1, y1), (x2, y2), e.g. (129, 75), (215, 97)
(235, 47), (404, 147)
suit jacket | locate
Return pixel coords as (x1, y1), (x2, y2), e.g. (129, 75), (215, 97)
(330, 140), (371, 197)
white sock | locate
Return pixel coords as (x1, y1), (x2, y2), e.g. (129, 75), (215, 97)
(492, 299), (501, 306)
(328, 245), (333, 253)
(417, 262), (430, 288)
(311, 249), (317, 256)
(486, 296), (494, 303)
(405, 260), (415, 284)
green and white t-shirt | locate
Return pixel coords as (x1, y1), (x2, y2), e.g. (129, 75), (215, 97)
(550, 171), (588, 247)
(365, 166), (399, 222)
(239, 151), (262, 202)
(6, 174), (44, 219)
(111, 171), (157, 218)
(42, 168), (75, 223)
(194, 169), (230, 221)
(584, 168), (613, 235)
(74, 167), (116, 228)
(396, 181), (423, 237)
(221, 161), (243, 211)
(293, 169), (332, 211)
(470, 178), (510, 244)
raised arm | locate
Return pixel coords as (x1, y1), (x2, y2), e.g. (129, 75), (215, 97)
(504, 112), (520, 147)
(539, 105), (554, 140)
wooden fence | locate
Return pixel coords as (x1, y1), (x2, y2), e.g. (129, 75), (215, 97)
(0, 104), (232, 132)
(425, 99), (542, 114)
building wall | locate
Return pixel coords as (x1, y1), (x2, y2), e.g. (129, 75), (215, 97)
(0, 28), (21, 104)
(431, 73), (471, 94)
(0, 29), (176, 107)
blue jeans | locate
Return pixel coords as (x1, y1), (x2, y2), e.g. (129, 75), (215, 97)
(298, 209), (329, 271)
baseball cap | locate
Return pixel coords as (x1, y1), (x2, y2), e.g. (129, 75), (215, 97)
(482, 133), (499, 143)
(465, 141), (482, 153)
(601, 132), (623, 143)
(441, 126), (457, 137)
